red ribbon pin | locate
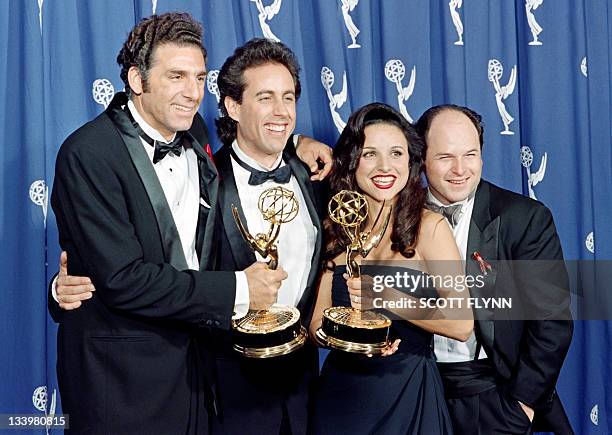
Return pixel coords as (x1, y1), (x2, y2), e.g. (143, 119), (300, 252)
(204, 143), (215, 165)
(472, 251), (492, 275)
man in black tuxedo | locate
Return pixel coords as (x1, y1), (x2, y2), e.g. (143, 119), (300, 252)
(415, 105), (574, 434)
(50, 13), (288, 434)
(208, 38), (324, 435)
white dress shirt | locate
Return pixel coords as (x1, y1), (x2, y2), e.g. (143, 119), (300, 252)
(230, 141), (317, 313)
(429, 189), (488, 362)
(127, 101), (201, 270)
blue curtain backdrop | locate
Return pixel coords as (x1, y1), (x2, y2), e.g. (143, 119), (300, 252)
(1, 1), (610, 433)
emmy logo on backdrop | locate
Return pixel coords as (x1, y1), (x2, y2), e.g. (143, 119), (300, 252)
(38, 0), (44, 33)
(590, 404), (599, 426)
(525, 0), (544, 45)
(585, 232), (595, 254)
(385, 59), (416, 123)
(206, 70), (220, 103)
(231, 186), (308, 358)
(92, 79), (115, 110)
(581, 57), (588, 77)
(32, 386), (56, 435)
(251, 0), (282, 42)
(487, 59), (517, 135)
(520, 146), (547, 200)
(206, 70), (222, 114)
(340, 0), (361, 48)
(315, 190), (393, 356)
(29, 180), (48, 228)
(449, 0), (464, 45)
(321, 66), (348, 134)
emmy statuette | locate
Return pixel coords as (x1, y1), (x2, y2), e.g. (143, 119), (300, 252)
(315, 190), (393, 356)
(231, 186), (307, 358)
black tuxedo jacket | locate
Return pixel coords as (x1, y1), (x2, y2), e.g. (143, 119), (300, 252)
(207, 144), (325, 435)
(466, 180), (573, 432)
(50, 93), (235, 434)
(213, 143), (325, 322)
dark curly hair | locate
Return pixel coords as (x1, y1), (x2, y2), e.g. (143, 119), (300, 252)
(215, 38), (301, 146)
(414, 104), (484, 158)
(325, 103), (426, 261)
(116, 12), (207, 97)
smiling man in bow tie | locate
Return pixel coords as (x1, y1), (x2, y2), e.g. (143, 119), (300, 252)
(416, 104), (574, 435)
(209, 38), (325, 435)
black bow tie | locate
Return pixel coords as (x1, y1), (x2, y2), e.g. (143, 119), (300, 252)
(123, 105), (184, 164)
(230, 149), (292, 185)
(151, 135), (184, 164)
(425, 202), (463, 228)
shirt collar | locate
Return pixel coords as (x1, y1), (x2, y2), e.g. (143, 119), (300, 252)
(426, 189), (476, 226)
(426, 188), (476, 209)
(127, 100), (176, 144)
(231, 140), (284, 171)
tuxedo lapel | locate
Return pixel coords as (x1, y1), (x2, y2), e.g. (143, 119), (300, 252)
(216, 147), (257, 270)
(106, 93), (188, 271)
(285, 151), (323, 318)
(186, 132), (220, 272)
(466, 181), (499, 349)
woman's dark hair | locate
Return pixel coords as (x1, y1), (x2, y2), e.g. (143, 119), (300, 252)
(117, 12), (207, 97)
(215, 38), (301, 146)
(325, 103), (426, 261)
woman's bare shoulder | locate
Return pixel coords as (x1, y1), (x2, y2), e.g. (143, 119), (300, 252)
(419, 209), (447, 237)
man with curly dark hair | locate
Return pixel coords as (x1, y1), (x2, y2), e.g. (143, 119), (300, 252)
(50, 13), (290, 433)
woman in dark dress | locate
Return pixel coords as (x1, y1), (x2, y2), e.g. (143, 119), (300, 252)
(309, 103), (473, 435)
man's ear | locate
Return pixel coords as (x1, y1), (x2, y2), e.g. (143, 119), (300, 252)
(224, 97), (240, 123)
(127, 66), (144, 95)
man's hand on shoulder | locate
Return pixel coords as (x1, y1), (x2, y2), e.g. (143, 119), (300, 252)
(295, 135), (333, 181)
